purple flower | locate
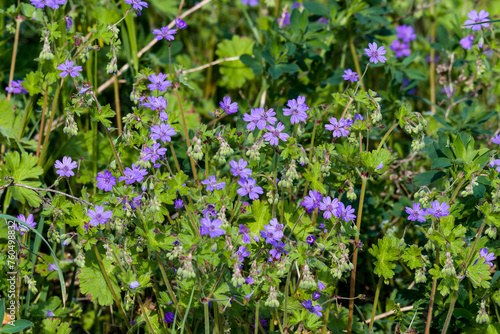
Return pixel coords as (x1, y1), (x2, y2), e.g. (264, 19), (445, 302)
(476, 248), (496, 266)
(175, 18), (187, 29)
(236, 246), (251, 262)
(491, 134), (500, 145)
(464, 10), (490, 31)
(263, 122), (289, 146)
(65, 16), (72, 31)
(160, 111), (169, 122)
(279, 11), (290, 28)
(261, 218), (284, 243)
(118, 191), (142, 210)
(200, 215), (225, 238)
(337, 202), (356, 222)
(301, 300), (323, 317)
(301, 190), (322, 213)
(220, 96), (239, 114)
(354, 113), (364, 121)
(246, 291), (255, 300)
(174, 199), (184, 209)
(490, 159), (500, 173)
(245, 277), (254, 285)
(241, 0), (258, 6)
(317, 17), (328, 24)
(312, 292), (321, 300)
(342, 69), (359, 82)
(325, 117), (350, 138)
(376, 162), (384, 170)
(390, 40), (411, 58)
(5, 80), (27, 94)
(96, 170), (116, 192)
(124, 0), (148, 13)
(87, 205), (113, 226)
(364, 42), (387, 64)
(318, 280), (326, 291)
(148, 73), (171, 92)
(282, 96), (309, 124)
(243, 112), (258, 131)
(54, 156), (77, 177)
(319, 196), (339, 219)
(119, 164), (148, 184)
(201, 175), (226, 191)
(46, 310), (55, 317)
(31, 0), (66, 9)
(239, 225), (252, 244)
(269, 240), (287, 261)
(395, 25), (417, 43)
(252, 108), (277, 130)
(13, 214), (36, 235)
(427, 200), (450, 218)
(153, 26), (177, 41)
(442, 86), (454, 98)
(237, 178), (264, 200)
(229, 159), (252, 179)
(56, 60), (82, 78)
(143, 96), (168, 112)
(163, 312), (175, 323)
(460, 34), (474, 49)
(202, 204), (217, 217)
(150, 123), (177, 142)
(129, 281), (141, 289)
(141, 143), (167, 163)
(306, 235), (315, 245)
(405, 202), (427, 222)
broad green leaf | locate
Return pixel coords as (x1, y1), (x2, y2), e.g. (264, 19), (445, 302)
(401, 245), (423, 269)
(247, 200), (272, 233)
(215, 35), (255, 89)
(77, 247), (120, 306)
(0, 319), (34, 333)
(368, 236), (400, 279)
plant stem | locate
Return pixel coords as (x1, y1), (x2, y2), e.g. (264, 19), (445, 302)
(376, 123), (398, 153)
(349, 36), (364, 92)
(429, 5), (437, 114)
(155, 251), (193, 334)
(303, 120), (318, 196)
(347, 176), (367, 334)
(138, 294), (156, 333)
(39, 79), (64, 166)
(283, 260), (295, 329)
(441, 217), (488, 334)
(6, 17), (22, 102)
(424, 248), (440, 334)
(174, 87), (199, 185)
(180, 284), (197, 334)
(36, 82), (50, 158)
(254, 301), (260, 334)
(369, 277), (383, 332)
(321, 301), (332, 334)
(204, 302), (210, 334)
(113, 76), (122, 134)
(92, 245), (130, 329)
(273, 152), (278, 217)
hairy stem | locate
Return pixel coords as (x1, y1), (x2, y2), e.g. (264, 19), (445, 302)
(369, 277), (383, 332)
(36, 82), (50, 158)
(424, 248), (440, 334)
(175, 87), (199, 185)
(347, 176), (367, 334)
(39, 79), (64, 166)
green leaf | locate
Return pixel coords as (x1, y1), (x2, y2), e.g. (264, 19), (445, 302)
(77, 247), (120, 306)
(303, 2), (329, 16)
(0, 320), (34, 333)
(413, 170), (446, 187)
(303, 162), (326, 193)
(239, 54), (262, 74)
(215, 35), (255, 89)
(467, 257), (491, 289)
(401, 245), (423, 269)
(368, 236), (400, 279)
(91, 104), (116, 128)
(246, 200), (272, 233)
(166, 172), (189, 196)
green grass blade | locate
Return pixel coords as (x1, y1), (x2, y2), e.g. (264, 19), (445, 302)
(0, 214), (66, 307)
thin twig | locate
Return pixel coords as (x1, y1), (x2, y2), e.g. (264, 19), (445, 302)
(0, 182), (92, 206)
(97, 0), (212, 94)
(364, 306), (414, 324)
(395, 0), (445, 22)
(183, 56), (240, 74)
